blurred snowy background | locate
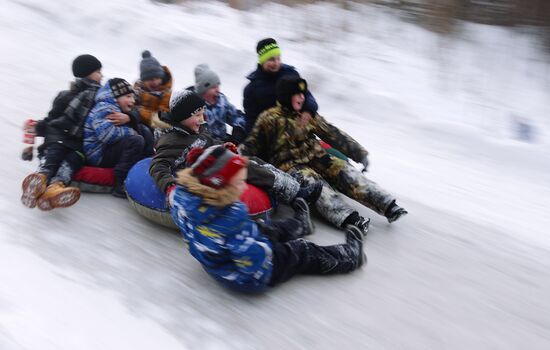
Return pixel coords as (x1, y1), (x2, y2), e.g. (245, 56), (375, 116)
(1, 0), (549, 349)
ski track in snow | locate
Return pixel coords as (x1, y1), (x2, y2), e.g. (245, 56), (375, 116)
(1, 0), (549, 349)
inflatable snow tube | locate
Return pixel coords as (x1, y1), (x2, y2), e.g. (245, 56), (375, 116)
(125, 158), (273, 230)
(70, 166), (115, 193)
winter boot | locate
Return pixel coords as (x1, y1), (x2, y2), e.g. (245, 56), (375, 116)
(111, 179), (127, 199)
(345, 225), (366, 268)
(36, 182), (80, 211)
(295, 179), (323, 204)
(385, 201), (408, 223)
(21, 172), (48, 208)
(292, 197), (314, 237)
(341, 211), (370, 236)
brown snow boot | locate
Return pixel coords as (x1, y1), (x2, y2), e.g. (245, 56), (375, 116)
(36, 182), (80, 211)
(21, 172), (48, 208)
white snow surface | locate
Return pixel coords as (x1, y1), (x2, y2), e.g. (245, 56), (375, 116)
(1, 0), (550, 349)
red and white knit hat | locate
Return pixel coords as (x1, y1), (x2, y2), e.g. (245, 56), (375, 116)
(186, 146), (247, 188)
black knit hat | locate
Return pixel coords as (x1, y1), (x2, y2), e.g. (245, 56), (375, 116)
(72, 54), (102, 78)
(108, 78), (134, 99)
(169, 89), (206, 124)
(276, 75), (308, 111)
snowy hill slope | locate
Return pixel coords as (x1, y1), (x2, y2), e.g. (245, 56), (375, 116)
(1, 0), (549, 349)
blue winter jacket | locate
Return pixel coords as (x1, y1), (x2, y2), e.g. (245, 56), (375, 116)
(204, 92), (246, 141)
(170, 170), (273, 292)
(83, 81), (138, 165)
(243, 64), (318, 134)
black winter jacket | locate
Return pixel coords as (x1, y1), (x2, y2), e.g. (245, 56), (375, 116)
(36, 78), (101, 152)
(243, 64), (318, 134)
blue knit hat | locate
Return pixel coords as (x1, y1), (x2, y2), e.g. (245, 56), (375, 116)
(139, 50), (164, 81)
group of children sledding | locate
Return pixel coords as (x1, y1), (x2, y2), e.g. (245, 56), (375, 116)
(20, 38), (407, 292)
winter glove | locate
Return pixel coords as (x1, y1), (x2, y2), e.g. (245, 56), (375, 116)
(21, 146), (34, 161)
(166, 184), (177, 208)
(223, 142), (238, 154)
(360, 155), (369, 172)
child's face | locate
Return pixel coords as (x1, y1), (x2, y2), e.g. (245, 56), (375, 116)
(229, 168), (248, 197)
(180, 109), (205, 133)
(291, 93), (305, 112)
(116, 93), (135, 113)
(88, 69), (103, 83)
(143, 77), (163, 91)
(202, 85), (220, 103)
(261, 55), (281, 73)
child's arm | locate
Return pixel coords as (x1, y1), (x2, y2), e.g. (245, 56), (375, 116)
(149, 142), (179, 193)
(312, 115), (368, 162)
(91, 112), (137, 146)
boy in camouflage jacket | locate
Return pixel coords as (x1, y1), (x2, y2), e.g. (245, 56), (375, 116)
(241, 76), (407, 234)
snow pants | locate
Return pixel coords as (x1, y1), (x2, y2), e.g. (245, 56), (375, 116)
(263, 218), (361, 286)
(38, 143), (85, 186)
(287, 155), (395, 227)
(247, 157), (300, 204)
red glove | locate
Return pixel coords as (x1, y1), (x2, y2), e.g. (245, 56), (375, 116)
(223, 142), (238, 154)
(166, 184), (177, 207)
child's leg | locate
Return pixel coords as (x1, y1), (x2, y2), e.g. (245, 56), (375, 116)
(37, 144), (71, 182)
(35, 151), (85, 211)
(259, 218), (301, 243)
(21, 144), (70, 208)
(100, 136), (145, 184)
(288, 166), (356, 229)
(336, 163), (396, 216)
(268, 225), (365, 286)
(49, 151), (85, 186)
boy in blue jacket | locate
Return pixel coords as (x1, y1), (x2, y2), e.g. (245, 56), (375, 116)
(84, 78), (153, 197)
(170, 145), (365, 292)
(192, 64), (246, 144)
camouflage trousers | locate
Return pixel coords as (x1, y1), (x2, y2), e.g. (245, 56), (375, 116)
(287, 155), (395, 228)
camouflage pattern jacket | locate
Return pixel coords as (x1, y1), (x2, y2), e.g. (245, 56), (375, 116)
(240, 106), (368, 172)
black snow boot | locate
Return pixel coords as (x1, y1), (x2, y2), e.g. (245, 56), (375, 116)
(111, 179), (127, 199)
(385, 201), (408, 223)
(342, 211), (370, 236)
(345, 225), (366, 268)
(292, 197), (314, 237)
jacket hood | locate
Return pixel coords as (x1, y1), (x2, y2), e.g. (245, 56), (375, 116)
(176, 168), (240, 208)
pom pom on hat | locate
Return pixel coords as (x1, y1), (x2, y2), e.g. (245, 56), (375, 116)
(140, 50), (164, 81)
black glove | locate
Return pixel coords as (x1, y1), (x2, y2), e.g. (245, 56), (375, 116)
(21, 146), (33, 161)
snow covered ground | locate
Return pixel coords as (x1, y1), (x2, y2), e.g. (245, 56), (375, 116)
(1, 0), (549, 349)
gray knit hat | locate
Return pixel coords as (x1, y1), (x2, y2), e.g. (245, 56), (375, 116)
(140, 50), (164, 81)
(194, 64), (220, 96)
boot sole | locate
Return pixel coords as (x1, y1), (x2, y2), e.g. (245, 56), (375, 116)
(21, 174), (47, 208)
(37, 188), (80, 211)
